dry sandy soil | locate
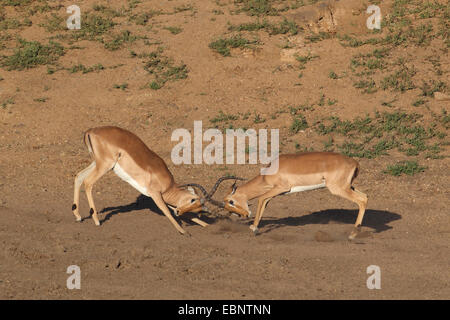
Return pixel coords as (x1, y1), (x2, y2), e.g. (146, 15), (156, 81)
(0, 0), (449, 299)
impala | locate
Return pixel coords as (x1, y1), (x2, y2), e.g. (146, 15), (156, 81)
(72, 126), (209, 234)
(211, 152), (368, 240)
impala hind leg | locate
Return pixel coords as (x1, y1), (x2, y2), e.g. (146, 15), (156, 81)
(72, 162), (96, 222)
(83, 162), (112, 226)
(327, 184), (368, 240)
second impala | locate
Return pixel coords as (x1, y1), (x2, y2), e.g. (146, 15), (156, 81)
(210, 152), (368, 240)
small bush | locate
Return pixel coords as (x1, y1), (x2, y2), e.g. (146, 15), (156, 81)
(209, 35), (258, 56)
(290, 115), (308, 134)
(384, 161), (426, 176)
(1, 39), (64, 70)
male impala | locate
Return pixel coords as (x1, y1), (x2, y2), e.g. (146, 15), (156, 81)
(72, 126), (207, 234)
(213, 152), (368, 240)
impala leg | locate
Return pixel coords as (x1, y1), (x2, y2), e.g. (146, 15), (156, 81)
(150, 192), (187, 235)
(72, 161), (96, 222)
(352, 188), (368, 228)
(250, 188), (287, 234)
(83, 162), (111, 226)
(250, 197), (266, 233)
(250, 197), (273, 233)
(327, 185), (368, 239)
(191, 217), (209, 227)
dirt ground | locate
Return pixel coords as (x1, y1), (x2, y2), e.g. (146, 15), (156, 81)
(0, 0), (449, 299)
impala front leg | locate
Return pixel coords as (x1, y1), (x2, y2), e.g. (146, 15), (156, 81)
(250, 188), (287, 234)
(150, 192), (187, 235)
(72, 161), (96, 222)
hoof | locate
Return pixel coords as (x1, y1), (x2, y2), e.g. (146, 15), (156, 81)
(348, 232), (357, 240)
(348, 226), (361, 240)
(249, 225), (259, 234)
(181, 230), (191, 237)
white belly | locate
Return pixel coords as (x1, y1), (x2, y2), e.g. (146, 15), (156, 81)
(288, 182), (326, 194)
(113, 163), (150, 196)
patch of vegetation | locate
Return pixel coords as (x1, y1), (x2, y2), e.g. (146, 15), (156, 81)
(305, 31), (331, 43)
(71, 13), (116, 41)
(210, 111), (239, 124)
(142, 50), (188, 90)
(420, 80), (447, 97)
(92, 4), (125, 18)
(27, 3), (63, 15)
(384, 161), (426, 176)
(104, 30), (139, 51)
(340, 0), (447, 49)
(69, 63), (105, 74)
(381, 64), (416, 92)
(1, 97), (14, 109)
(113, 83), (128, 90)
(164, 26), (183, 35)
(1, 0), (32, 7)
(33, 97), (49, 103)
(435, 109), (450, 129)
(209, 35), (259, 56)
(328, 71), (338, 79)
(327, 98), (337, 106)
(234, 0), (278, 16)
(39, 13), (65, 32)
(412, 98), (426, 107)
(353, 79), (377, 94)
(1, 39), (64, 70)
(129, 11), (159, 25)
(339, 34), (380, 48)
(295, 52), (319, 70)
(0, 17), (32, 31)
(350, 48), (390, 71)
(290, 114), (308, 134)
(349, 48), (417, 94)
(127, 0), (141, 10)
(253, 113), (265, 123)
(315, 111), (447, 159)
(229, 18), (300, 35)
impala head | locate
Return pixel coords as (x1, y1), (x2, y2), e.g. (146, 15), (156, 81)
(175, 186), (203, 215)
(206, 176), (250, 217)
(223, 182), (251, 217)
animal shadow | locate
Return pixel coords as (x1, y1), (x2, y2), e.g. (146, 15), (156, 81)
(99, 194), (214, 225)
(258, 208), (401, 235)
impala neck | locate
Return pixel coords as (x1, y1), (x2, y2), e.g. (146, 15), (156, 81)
(161, 184), (183, 207)
(236, 175), (270, 201)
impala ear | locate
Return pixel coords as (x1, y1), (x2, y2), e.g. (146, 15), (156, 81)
(230, 181), (237, 195)
(186, 186), (196, 196)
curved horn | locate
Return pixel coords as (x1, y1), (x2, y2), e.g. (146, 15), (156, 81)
(178, 183), (225, 208)
(178, 183), (209, 198)
(208, 176), (246, 199)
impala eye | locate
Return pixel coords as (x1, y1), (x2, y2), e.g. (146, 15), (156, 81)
(191, 199), (196, 203)
(229, 200), (234, 206)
